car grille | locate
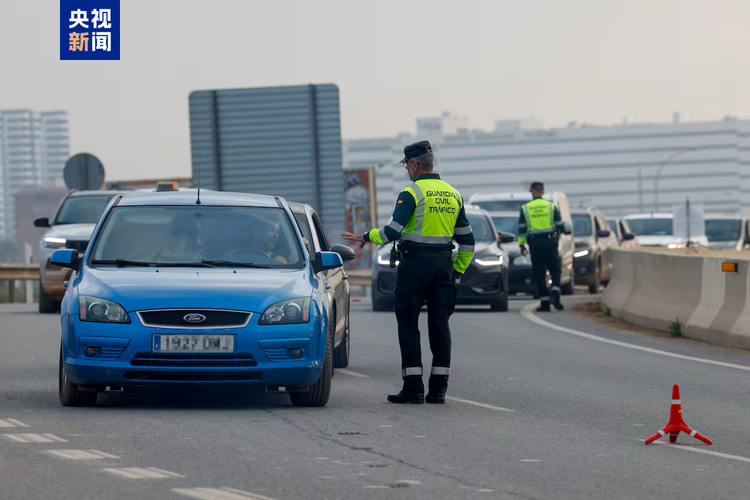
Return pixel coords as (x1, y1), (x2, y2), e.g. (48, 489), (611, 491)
(123, 371), (262, 382)
(99, 346), (127, 361)
(131, 352), (257, 367)
(66, 240), (88, 253)
(137, 309), (251, 328)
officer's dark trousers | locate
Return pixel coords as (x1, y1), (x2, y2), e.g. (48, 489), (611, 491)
(528, 235), (561, 300)
(394, 246), (457, 395)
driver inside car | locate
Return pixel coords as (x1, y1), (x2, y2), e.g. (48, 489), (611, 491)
(223, 218), (287, 264)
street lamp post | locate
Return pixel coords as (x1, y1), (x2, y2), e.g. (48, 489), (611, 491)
(653, 146), (709, 212)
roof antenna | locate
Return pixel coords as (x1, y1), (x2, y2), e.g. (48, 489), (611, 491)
(196, 154), (202, 205)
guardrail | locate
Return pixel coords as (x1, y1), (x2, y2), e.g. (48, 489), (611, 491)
(346, 269), (371, 287)
(0, 263), (40, 303)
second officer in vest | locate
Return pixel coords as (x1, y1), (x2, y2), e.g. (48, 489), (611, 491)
(518, 182), (567, 312)
(341, 140), (475, 404)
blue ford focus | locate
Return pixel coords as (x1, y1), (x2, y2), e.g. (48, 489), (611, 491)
(52, 190), (343, 407)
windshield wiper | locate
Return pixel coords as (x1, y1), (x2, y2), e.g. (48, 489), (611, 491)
(200, 259), (272, 268)
(90, 259), (154, 267)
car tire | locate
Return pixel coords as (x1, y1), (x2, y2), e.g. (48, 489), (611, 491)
(588, 260), (601, 294)
(59, 346), (97, 407)
(333, 313), (350, 368)
(490, 294), (508, 312)
(39, 281), (57, 313)
(290, 315), (333, 407)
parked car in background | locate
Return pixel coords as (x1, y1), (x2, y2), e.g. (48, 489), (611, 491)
(370, 206), (510, 312)
(470, 191), (575, 294)
(53, 190), (345, 407)
(33, 190), (125, 313)
(607, 218), (639, 247)
(704, 214), (750, 250)
(487, 210), (537, 296)
(623, 213), (708, 248)
(289, 202), (355, 368)
(571, 207), (617, 293)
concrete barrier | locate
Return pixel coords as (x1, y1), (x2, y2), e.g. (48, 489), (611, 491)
(602, 249), (750, 349)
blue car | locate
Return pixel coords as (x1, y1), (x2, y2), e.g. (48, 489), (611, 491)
(51, 190), (344, 407)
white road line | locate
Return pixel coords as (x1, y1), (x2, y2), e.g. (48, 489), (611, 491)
(445, 396), (515, 412)
(102, 467), (184, 479)
(651, 441), (750, 464)
(173, 487), (276, 500)
(0, 419), (30, 428)
(47, 449), (120, 460)
(4, 433), (66, 443)
(337, 369), (370, 378)
(521, 303), (750, 372)
(520, 459), (542, 463)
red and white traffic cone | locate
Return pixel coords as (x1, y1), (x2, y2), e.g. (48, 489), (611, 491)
(645, 384), (712, 445)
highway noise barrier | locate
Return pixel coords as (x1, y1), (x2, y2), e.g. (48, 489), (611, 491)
(645, 384), (712, 445)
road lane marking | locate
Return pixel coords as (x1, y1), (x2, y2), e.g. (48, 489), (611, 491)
(337, 369), (369, 378)
(173, 487), (276, 500)
(521, 303), (750, 372)
(0, 419), (30, 428)
(520, 459), (542, 463)
(445, 396), (514, 412)
(651, 441), (750, 464)
(102, 467), (184, 479)
(4, 433), (66, 443)
(47, 449), (120, 459)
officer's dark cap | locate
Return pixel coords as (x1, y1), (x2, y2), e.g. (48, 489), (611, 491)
(399, 140), (432, 164)
(530, 182), (545, 191)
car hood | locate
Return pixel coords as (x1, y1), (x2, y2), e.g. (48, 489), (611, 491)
(636, 235), (683, 246)
(46, 223), (97, 241)
(76, 267), (314, 313)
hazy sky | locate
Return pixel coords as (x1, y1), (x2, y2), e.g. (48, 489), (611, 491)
(1, 0), (748, 181)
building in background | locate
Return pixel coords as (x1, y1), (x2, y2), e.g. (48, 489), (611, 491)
(0, 110), (69, 241)
(343, 113), (750, 224)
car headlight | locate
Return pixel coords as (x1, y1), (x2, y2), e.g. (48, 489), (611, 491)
(475, 255), (504, 266)
(79, 296), (130, 323)
(44, 237), (67, 249)
(259, 297), (311, 325)
(512, 255), (530, 266)
(667, 243), (683, 249)
(574, 249), (590, 258)
(377, 254), (399, 266)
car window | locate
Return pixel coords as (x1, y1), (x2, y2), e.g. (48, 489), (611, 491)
(490, 216), (519, 236)
(311, 214), (330, 251)
(293, 213), (315, 254)
(467, 213), (495, 243)
(705, 219), (742, 242)
(90, 206), (303, 267)
(54, 195), (115, 224)
(572, 214), (592, 236)
(626, 218), (672, 236)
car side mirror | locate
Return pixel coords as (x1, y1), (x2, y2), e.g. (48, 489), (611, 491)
(499, 233), (515, 243)
(50, 249), (81, 270)
(313, 251), (343, 273)
(34, 217), (50, 228)
(561, 221), (573, 235)
(622, 233), (636, 241)
(597, 229), (611, 238)
(331, 244), (356, 262)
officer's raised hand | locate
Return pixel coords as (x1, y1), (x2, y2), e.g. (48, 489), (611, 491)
(341, 231), (366, 248)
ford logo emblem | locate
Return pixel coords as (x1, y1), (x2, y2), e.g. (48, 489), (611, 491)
(183, 313), (206, 324)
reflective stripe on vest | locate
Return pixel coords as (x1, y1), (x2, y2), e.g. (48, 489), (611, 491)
(400, 178), (462, 243)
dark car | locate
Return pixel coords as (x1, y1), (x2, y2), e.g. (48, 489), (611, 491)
(289, 202), (355, 368)
(370, 207), (510, 312)
(571, 207), (617, 293)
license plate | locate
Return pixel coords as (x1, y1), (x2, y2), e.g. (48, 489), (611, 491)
(153, 334), (234, 352)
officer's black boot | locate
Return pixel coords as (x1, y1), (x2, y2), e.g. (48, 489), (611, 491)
(549, 287), (564, 311)
(536, 300), (551, 312)
(426, 375), (448, 404)
(387, 375), (424, 404)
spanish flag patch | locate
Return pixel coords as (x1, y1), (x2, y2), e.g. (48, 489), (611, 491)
(397, 199), (403, 204)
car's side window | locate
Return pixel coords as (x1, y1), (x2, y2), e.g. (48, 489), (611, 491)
(293, 213), (315, 255)
(312, 214), (331, 251)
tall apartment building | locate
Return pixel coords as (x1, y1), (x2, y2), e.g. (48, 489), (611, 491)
(343, 113), (750, 225)
(0, 110), (69, 240)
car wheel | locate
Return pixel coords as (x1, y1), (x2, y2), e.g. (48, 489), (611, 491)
(490, 294), (508, 312)
(333, 313), (350, 368)
(290, 315), (333, 407)
(588, 260), (601, 294)
(59, 346), (97, 407)
(39, 281), (57, 313)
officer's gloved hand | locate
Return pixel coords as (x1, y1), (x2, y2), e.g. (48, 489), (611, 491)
(453, 270), (462, 289)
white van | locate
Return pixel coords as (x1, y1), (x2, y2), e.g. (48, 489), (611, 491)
(469, 191), (575, 294)
(623, 213), (709, 248)
(704, 214), (750, 250)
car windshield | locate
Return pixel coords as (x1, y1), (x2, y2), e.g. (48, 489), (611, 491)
(54, 195), (115, 224)
(705, 219), (742, 242)
(490, 216), (519, 236)
(467, 213), (496, 243)
(90, 206), (303, 267)
(626, 218), (673, 235)
(472, 199), (528, 212)
(572, 214), (592, 236)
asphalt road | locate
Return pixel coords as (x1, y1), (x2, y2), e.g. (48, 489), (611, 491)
(2, 296), (750, 500)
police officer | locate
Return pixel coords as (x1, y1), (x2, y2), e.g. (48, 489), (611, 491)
(518, 182), (566, 312)
(341, 140), (474, 404)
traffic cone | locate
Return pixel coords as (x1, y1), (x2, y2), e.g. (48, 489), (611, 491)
(645, 384), (712, 445)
